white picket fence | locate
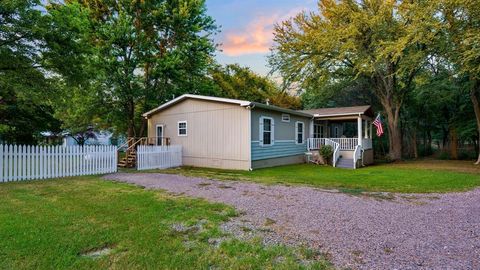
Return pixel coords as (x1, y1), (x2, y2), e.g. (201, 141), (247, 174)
(0, 144), (117, 182)
(137, 145), (182, 170)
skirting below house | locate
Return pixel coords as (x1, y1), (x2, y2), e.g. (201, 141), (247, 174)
(183, 156), (250, 171)
(363, 149), (374, 165)
(251, 154), (305, 169)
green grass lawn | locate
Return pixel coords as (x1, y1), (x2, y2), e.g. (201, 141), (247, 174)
(155, 160), (480, 193)
(0, 176), (330, 269)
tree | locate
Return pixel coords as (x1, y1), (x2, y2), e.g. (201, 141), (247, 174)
(269, 0), (440, 160)
(0, 0), (62, 144)
(440, 0), (480, 164)
(46, 0), (218, 138)
(210, 64), (301, 109)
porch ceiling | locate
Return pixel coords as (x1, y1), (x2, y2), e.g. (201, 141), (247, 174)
(300, 105), (374, 120)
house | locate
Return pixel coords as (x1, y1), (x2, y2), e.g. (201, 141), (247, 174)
(141, 94), (374, 170)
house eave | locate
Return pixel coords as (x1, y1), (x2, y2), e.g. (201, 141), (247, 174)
(142, 94), (251, 118)
(250, 102), (313, 118)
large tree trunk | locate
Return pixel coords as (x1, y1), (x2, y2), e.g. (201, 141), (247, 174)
(449, 127), (458, 160)
(382, 100), (402, 161)
(412, 131), (418, 159)
(126, 98), (136, 139)
(470, 79), (480, 164)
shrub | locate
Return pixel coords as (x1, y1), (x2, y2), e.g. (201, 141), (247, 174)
(319, 145), (333, 163)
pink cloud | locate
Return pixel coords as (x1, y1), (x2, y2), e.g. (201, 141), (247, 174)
(221, 16), (276, 56)
(221, 8), (304, 56)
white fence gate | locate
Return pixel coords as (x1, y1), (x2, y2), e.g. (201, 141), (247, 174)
(0, 144), (117, 182)
(137, 145), (182, 170)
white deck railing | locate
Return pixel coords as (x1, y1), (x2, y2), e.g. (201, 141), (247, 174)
(324, 139), (340, 167)
(330, 138), (358, 150)
(353, 145), (362, 169)
(307, 138), (325, 151)
(308, 138), (359, 150)
(308, 138), (373, 151)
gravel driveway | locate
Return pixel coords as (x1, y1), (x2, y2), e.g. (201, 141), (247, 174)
(105, 173), (480, 269)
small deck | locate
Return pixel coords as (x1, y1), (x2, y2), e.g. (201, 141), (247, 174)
(307, 138), (372, 151)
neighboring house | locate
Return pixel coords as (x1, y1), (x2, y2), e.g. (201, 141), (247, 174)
(143, 94), (374, 170)
(63, 131), (124, 146)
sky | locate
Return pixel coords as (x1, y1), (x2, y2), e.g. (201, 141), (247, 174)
(205, 0), (317, 76)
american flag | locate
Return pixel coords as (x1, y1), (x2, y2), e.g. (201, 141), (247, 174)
(373, 114), (384, 137)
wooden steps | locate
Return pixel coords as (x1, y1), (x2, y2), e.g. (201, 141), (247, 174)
(118, 151), (137, 168)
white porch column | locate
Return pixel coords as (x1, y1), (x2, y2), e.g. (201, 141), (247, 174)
(309, 119), (314, 138)
(364, 120), (368, 138)
(357, 116), (363, 147)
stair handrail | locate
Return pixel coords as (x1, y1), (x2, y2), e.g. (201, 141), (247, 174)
(125, 137), (146, 153)
(353, 144), (362, 169)
(325, 138), (340, 167)
(117, 137), (135, 151)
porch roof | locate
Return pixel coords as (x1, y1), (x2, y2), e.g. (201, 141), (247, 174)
(299, 105), (374, 119)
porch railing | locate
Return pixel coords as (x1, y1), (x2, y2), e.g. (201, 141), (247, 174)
(324, 138), (340, 167)
(353, 145), (362, 169)
(307, 138), (358, 151)
(307, 138), (325, 151)
(330, 138), (358, 150)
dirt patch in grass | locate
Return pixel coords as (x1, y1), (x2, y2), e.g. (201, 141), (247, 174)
(80, 244), (115, 259)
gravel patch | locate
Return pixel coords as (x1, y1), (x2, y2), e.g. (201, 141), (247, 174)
(104, 173), (480, 269)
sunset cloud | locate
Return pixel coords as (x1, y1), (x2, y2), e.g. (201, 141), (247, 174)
(221, 15), (277, 56)
(220, 7), (307, 57)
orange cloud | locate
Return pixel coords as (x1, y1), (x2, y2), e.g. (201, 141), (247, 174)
(221, 8), (307, 56)
(221, 16), (277, 56)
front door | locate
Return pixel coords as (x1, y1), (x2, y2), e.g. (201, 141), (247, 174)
(156, 125), (164, 145)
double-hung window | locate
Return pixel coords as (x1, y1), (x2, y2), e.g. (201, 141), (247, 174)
(296, 121), (304, 144)
(260, 117), (274, 146)
(178, 121), (187, 136)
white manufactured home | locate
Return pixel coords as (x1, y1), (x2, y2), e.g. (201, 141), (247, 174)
(140, 94), (374, 170)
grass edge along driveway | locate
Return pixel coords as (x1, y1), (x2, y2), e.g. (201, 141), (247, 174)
(0, 176), (331, 270)
(152, 160), (480, 193)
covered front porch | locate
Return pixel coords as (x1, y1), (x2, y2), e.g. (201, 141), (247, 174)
(301, 105), (375, 168)
(306, 118), (373, 151)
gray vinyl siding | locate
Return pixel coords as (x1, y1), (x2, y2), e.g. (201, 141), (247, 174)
(251, 108), (311, 161)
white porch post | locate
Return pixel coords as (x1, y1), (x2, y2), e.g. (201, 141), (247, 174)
(310, 119), (314, 138)
(357, 116), (363, 147)
(364, 120), (368, 138)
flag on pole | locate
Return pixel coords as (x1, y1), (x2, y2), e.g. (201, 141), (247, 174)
(373, 113), (384, 137)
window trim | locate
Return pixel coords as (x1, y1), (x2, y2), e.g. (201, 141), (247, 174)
(295, 121), (305, 144)
(259, 116), (274, 146)
(177, 121), (187, 137)
(281, 114), (290, 122)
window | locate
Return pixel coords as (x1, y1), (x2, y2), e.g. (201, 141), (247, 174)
(281, 114), (290, 122)
(313, 124), (323, 138)
(178, 121), (187, 136)
(296, 121), (304, 144)
(260, 117), (274, 146)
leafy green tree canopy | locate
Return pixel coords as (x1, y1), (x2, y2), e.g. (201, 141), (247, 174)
(269, 0), (441, 160)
